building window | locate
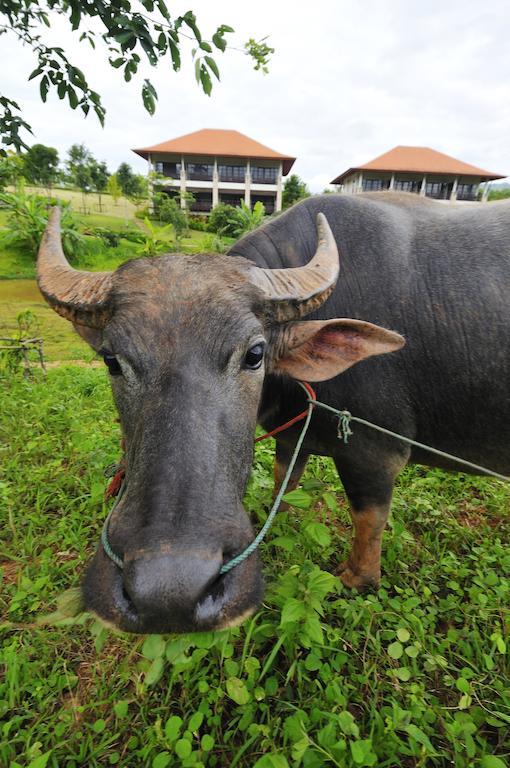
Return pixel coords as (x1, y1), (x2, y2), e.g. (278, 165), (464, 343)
(218, 164), (246, 182)
(457, 183), (477, 201)
(187, 163), (213, 181)
(362, 178), (387, 191)
(154, 162), (181, 179)
(426, 181), (450, 199)
(394, 179), (421, 193)
(251, 166), (277, 184)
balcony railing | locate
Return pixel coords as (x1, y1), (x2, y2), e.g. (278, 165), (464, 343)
(219, 173), (246, 183)
(187, 172), (213, 182)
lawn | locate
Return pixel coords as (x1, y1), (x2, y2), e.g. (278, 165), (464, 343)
(0, 364), (509, 768)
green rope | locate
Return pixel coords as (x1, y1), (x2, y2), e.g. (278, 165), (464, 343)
(220, 385), (315, 574)
(101, 483), (125, 569)
(101, 382), (510, 573)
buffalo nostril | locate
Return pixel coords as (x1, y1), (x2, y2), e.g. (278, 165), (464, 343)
(122, 549), (224, 622)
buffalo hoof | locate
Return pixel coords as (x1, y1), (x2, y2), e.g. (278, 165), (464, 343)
(336, 560), (380, 592)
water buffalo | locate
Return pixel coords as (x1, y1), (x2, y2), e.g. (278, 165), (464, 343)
(37, 193), (510, 633)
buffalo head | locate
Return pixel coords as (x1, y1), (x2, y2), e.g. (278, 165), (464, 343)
(37, 208), (404, 633)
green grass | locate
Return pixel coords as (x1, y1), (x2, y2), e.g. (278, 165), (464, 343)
(1, 366), (509, 768)
(0, 282), (91, 361)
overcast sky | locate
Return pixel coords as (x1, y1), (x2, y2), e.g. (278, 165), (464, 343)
(2, 0), (509, 191)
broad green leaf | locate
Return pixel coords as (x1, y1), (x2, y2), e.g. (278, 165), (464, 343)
(114, 700), (129, 718)
(481, 757), (507, 768)
(142, 634), (166, 659)
(175, 739), (192, 759)
(304, 521), (331, 547)
(165, 716), (183, 741)
(152, 752), (171, 768)
(145, 656), (165, 686)
(280, 598), (306, 626)
(388, 641), (404, 659)
(282, 489), (312, 509)
(405, 724), (435, 753)
(226, 677), (251, 705)
(188, 711), (204, 731)
(27, 753), (52, 768)
(201, 734), (214, 751)
(396, 627), (410, 642)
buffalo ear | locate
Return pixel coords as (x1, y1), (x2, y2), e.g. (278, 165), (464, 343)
(73, 323), (103, 351)
(270, 318), (405, 382)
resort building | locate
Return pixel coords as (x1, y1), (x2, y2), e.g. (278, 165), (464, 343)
(133, 129), (296, 214)
(331, 146), (504, 202)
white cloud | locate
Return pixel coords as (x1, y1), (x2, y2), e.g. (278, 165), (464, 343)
(1, 0), (508, 189)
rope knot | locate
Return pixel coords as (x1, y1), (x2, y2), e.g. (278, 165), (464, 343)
(337, 410), (353, 444)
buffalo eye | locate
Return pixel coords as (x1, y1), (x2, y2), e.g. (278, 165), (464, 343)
(243, 342), (265, 370)
(100, 351), (122, 376)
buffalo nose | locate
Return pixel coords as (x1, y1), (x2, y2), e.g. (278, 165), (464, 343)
(122, 548), (223, 628)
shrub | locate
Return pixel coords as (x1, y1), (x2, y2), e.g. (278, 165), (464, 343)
(154, 194), (188, 240)
(207, 203), (242, 237)
(0, 190), (85, 258)
(188, 215), (208, 231)
(229, 200), (265, 238)
(134, 205), (151, 220)
(90, 227), (121, 248)
(198, 233), (227, 253)
(137, 218), (174, 257)
(207, 201), (266, 238)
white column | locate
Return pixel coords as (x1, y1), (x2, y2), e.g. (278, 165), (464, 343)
(481, 181), (490, 202)
(244, 160), (251, 207)
(358, 172), (364, 193)
(180, 154), (186, 209)
(147, 153), (154, 212)
(275, 162), (283, 211)
(420, 175), (427, 197)
(212, 158), (219, 208)
(389, 173), (395, 190)
(450, 176), (458, 202)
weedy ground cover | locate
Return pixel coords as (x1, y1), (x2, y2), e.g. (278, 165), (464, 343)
(1, 367), (509, 768)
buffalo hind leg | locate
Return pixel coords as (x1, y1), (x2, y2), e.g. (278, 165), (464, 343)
(273, 440), (309, 506)
(334, 453), (407, 591)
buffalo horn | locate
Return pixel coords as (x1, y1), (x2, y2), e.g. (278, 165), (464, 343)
(248, 212), (339, 321)
(37, 207), (113, 327)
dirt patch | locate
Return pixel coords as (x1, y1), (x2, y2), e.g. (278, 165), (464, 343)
(46, 360), (102, 368)
(0, 560), (20, 585)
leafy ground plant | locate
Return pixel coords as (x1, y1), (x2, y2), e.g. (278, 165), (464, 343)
(0, 366), (509, 767)
(0, 189), (85, 258)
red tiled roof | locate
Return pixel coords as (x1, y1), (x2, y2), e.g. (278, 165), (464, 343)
(331, 146), (504, 184)
(133, 129), (296, 175)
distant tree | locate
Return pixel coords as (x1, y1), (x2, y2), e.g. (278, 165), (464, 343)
(282, 174), (310, 209)
(107, 173), (122, 205)
(116, 162), (147, 202)
(489, 187), (510, 201)
(66, 143), (93, 183)
(0, 152), (25, 190)
(23, 143), (60, 189)
(89, 160), (109, 211)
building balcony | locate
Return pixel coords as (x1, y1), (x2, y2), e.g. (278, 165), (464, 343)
(187, 172), (213, 182)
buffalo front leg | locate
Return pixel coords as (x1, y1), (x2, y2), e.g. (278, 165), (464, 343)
(273, 439), (309, 505)
(337, 500), (391, 590)
(334, 453), (407, 590)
